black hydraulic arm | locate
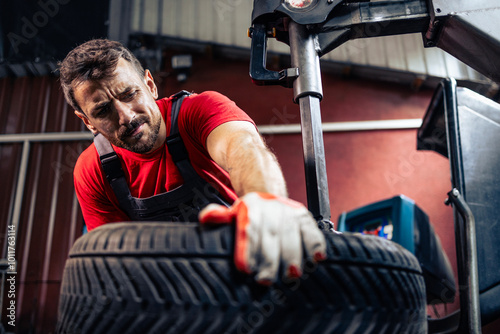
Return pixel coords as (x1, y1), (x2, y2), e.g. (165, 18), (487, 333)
(248, 0), (430, 230)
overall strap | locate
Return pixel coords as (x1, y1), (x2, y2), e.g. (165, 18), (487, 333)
(165, 91), (200, 180)
(169, 90), (191, 135)
(93, 133), (135, 214)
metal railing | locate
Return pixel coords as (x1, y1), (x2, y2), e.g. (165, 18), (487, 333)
(0, 131), (93, 321)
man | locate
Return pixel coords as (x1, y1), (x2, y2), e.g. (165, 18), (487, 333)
(60, 39), (326, 284)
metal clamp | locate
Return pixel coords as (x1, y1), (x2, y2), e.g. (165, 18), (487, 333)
(249, 23), (298, 87)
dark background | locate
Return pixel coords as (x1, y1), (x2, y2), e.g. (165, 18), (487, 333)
(1, 0), (109, 64)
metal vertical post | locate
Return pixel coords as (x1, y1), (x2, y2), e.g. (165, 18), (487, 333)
(4, 140), (30, 258)
(0, 140), (30, 321)
(288, 21), (331, 224)
(447, 189), (482, 333)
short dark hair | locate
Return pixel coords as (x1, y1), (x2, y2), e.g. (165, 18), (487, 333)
(59, 39), (145, 112)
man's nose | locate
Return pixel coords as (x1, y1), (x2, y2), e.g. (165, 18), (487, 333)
(115, 101), (135, 126)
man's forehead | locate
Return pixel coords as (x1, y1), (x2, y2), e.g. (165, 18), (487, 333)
(74, 64), (142, 106)
(77, 59), (140, 87)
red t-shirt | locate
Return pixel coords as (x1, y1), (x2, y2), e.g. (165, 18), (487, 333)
(74, 91), (255, 231)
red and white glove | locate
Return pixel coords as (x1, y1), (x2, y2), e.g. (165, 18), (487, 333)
(199, 192), (327, 285)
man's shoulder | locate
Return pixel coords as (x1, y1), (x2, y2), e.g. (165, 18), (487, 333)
(74, 143), (100, 179)
(156, 91), (232, 112)
(185, 91), (231, 104)
(163, 91), (230, 104)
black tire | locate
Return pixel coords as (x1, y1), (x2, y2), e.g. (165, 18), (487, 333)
(56, 222), (427, 334)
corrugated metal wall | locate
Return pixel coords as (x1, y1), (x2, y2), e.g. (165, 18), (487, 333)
(0, 76), (89, 333)
(125, 0), (487, 83)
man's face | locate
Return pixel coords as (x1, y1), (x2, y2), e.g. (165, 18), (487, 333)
(73, 58), (164, 154)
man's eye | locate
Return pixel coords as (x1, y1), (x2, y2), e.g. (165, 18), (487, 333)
(124, 91), (137, 100)
(95, 106), (110, 118)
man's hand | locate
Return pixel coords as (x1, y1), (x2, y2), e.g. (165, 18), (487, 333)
(199, 192), (327, 285)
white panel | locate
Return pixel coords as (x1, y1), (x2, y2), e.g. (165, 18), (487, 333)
(213, 0), (234, 23)
(422, 46), (448, 78)
(108, 0), (124, 40)
(143, 0), (159, 34)
(466, 65), (483, 82)
(213, 0), (236, 45)
(379, 36), (404, 71)
(402, 33), (427, 74)
(344, 39), (369, 66)
(324, 43), (348, 63)
(130, 0), (142, 32)
(197, 1), (215, 42)
(161, 0), (178, 36)
(179, 0), (197, 40)
(365, 37), (387, 68)
(233, 0), (253, 48)
(443, 52), (469, 80)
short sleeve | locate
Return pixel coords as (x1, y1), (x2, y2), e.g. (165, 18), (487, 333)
(178, 91), (256, 150)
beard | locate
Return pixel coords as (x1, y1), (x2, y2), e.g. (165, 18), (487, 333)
(110, 111), (162, 154)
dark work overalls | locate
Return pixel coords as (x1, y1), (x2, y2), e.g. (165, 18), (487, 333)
(93, 91), (230, 222)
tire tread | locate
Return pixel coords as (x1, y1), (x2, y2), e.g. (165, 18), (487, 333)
(57, 223), (427, 334)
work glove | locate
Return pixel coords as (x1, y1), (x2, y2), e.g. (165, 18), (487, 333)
(199, 192), (327, 285)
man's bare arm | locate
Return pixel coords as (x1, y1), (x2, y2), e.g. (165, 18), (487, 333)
(206, 121), (287, 197)
(203, 120), (327, 284)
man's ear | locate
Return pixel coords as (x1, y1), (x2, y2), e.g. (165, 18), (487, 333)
(144, 69), (158, 100)
(75, 110), (99, 135)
